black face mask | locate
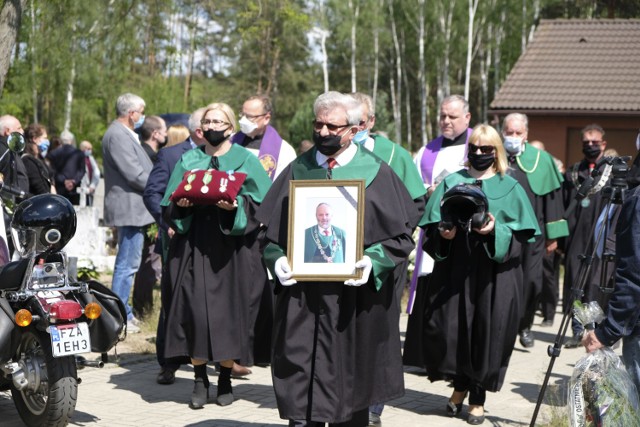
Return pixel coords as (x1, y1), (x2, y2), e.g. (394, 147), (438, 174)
(203, 129), (229, 146)
(313, 131), (345, 156)
(582, 145), (601, 160)
(468, 152), (495, 171)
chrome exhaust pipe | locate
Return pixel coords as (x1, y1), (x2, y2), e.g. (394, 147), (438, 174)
(75, 355), (104, 369)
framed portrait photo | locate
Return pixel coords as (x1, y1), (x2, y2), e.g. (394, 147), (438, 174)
(287, 179), (365, 281)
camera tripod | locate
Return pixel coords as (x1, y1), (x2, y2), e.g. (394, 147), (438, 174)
(529, 157), (629, 426)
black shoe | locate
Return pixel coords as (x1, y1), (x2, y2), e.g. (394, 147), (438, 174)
(156, 367), (176, 385)
(189, 379), (209, 409)
(564, 335), (582, 348)
(467, 413), (485, 425)
(217, 392), (234, 406)
(368, 412), (381, 426)
(519, 329), (535, 348)
(446, 400), (463, 417)
(541, 319), (554, 327)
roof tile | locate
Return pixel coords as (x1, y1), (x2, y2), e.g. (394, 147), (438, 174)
(490, 19), (640, 111)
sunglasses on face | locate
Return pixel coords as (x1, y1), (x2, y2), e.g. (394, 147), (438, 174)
(468, 143), (496, 154)
(313, 120), (350, 132)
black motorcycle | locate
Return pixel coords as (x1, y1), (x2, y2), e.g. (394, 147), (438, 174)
(0, 133), (125, 427)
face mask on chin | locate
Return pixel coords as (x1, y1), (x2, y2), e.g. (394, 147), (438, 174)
(203, 129), (229, 146)
(353, 129), (369, 145)
(313, 129), (349, 156)
(468, 152), (495, 171)
(582, 145), (601, 160)
(239, 116), (259, 135)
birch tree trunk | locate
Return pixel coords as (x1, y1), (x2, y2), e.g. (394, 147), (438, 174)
(464, 0), (479, 100)
(417, 0), (428, 145)
(183, 7), (197, 110)
(348, 0), (360, 93)
(437, 0), (454, 105)
(372, 0), (382, 108)
(388, 0), (402, 143)
(63, 21), (77, 133)
(30, 1), (37, 123)
(0, 0), (26, 98)
(493, 10), (506, 97)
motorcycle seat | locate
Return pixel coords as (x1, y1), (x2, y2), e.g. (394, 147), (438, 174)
(0, 259), (30, 291)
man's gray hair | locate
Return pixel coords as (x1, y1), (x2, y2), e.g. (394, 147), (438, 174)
(441, 95), (469, 114)
(503, 113), (529, 131)
(188, 107), (208, 133)
(350, 92), (374, 118)
(313, 91), (362, 126)
(60, 130), (76, 145)
(115, 93), (145, 117)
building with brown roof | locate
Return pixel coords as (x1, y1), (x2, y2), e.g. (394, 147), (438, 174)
(489, 19), (640, 167)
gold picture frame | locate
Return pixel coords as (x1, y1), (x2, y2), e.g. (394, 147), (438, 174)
(287, 179), (365, 281)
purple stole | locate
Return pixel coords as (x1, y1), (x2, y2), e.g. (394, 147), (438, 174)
(232, 125), (283, 181)
(406, 128), (472, 314)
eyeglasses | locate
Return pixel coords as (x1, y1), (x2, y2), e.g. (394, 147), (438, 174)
(201, 119), (229, 127)
(241, 113), (267, 121)
(468, 143), (495, 154)
(313, 120), (350, 132)
(582, 140), (603, 146)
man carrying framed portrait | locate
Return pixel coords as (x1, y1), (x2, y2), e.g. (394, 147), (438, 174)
(257, 91), (419, 427)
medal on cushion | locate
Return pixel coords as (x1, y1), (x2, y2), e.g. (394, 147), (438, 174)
(219, 177), (228, 193)
(201, 169), (213, 194)
(184, 173), (196, 191)
(581, 198), (590, 208)
(227, 170), (236, 181)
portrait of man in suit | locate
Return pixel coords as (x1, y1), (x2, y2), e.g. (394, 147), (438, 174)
(304, 202), (346, 263)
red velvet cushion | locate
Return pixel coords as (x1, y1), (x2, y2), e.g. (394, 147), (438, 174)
(169, 169), (247, 205)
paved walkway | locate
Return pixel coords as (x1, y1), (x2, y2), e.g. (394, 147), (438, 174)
(0, 314), (590, 427)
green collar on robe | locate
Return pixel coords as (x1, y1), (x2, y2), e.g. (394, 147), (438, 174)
(292, 144), (382, 186)
(423, 170), (540, 262)
(161, 144), (270, 206)
(370, 134), (426, 200)
(516, 143), (564, 196)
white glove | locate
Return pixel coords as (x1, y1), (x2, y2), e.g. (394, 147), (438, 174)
(274, 256), (297, 286)
(344, 255), (372, 287)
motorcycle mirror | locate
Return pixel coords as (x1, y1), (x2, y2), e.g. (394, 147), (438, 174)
(7, 132), (25, 154)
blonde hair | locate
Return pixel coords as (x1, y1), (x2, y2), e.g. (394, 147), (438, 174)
(202, 103), (237, 133)
(466, 124), (508, 176)
(165, 124), (190, 148)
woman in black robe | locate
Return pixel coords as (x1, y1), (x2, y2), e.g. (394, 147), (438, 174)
(161, 103), (271, 409)
(420, 124), (539, 425)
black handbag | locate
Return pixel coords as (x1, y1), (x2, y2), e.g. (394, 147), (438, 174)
(77, 280), (126, 353)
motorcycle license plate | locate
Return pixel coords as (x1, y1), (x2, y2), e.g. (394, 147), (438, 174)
(50, 323), (91, 357)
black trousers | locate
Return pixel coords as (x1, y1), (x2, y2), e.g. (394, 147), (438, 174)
(539, 251), (561, 321)
(289, 408), (369, 427)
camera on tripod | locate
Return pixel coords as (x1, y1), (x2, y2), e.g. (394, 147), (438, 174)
(598, 155), (631, 205)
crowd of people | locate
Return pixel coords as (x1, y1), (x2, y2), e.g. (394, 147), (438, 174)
(1, 89), (639, 427)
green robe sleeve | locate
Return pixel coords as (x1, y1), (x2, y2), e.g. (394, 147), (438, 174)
(263, 242), (286, 282)
(364, 243), (397, 291)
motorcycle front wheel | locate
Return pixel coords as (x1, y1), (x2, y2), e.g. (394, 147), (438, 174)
(11, 329), (78, 427)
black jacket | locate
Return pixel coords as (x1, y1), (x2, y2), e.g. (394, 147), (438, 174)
(595, 186), (640, 346)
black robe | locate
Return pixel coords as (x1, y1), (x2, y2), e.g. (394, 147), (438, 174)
(256, 146), (417, 424)
(562, 160), (612, 312)
(506, 156), (565, 331)
(161, 146), (272, 363)
(420, 171), (539, 392)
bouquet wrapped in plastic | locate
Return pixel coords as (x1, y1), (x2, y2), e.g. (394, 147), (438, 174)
(568, 301), (640, 426)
